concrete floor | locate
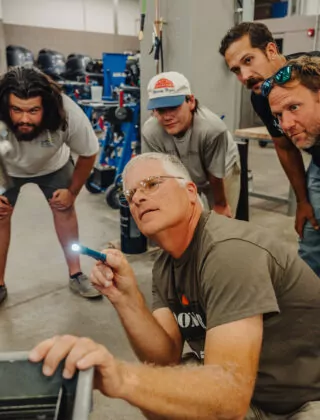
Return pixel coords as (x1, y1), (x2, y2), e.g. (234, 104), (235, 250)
(0, 141), (308, 419)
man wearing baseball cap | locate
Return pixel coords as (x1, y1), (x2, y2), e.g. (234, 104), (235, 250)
(142, 71), (240, 217)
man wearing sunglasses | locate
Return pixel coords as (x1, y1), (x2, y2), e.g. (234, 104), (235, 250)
(264, 56), (320, 269)
(142, 71), (240, 218)
(30, 152), (320, 419)
(219, 22), (320, 276)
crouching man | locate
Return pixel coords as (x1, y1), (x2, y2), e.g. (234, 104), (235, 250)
(30, 153), (320, 419)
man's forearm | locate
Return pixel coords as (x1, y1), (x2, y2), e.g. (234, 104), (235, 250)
(115, 294), (181, 365)
(208, 174), (227, 206)
(274, 141), (308, 203)
(141, 410), (167, 420)
(68, 154), (96, 196)
(119, 362), (249, 420)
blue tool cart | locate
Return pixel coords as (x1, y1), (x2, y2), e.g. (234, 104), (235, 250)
(83, 86), (141, 209)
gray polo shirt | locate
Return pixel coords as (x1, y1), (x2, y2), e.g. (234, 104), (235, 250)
(142, 106), (239, 191)
(1, 94), (99, 177)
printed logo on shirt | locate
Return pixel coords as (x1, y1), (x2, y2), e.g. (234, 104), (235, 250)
(41, 139), (54, 148)
(171, 307), (206, 360)
(167, 288), (207, 360)
(173, 311), (206, 330)
(273, 118), (284, 134)
(169, 300), (206, 336)
(41, 131), (54, 148)
(181, 294), (190, 306)
(187, 349), (205, 361)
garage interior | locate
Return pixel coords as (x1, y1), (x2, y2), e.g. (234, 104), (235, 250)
(0, 0), (319, 418)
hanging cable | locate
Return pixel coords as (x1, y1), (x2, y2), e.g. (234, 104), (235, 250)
(149, 0), (165, 74)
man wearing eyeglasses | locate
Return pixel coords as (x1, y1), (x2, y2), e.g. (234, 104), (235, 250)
(30, 152), (320, 419)
(219, 22), (320, 276)
(142, 71), (240, 218)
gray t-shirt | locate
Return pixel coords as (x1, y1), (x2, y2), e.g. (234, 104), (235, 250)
(142, 106), (239, 191)
(1, 94), (99, 177)
(152, 211), (320, 415)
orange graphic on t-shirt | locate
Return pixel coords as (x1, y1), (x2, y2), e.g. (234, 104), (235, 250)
(181, 294), (189, 306)
(154, 78), (175, 89)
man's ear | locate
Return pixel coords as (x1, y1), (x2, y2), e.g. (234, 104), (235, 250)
(186, 181), (198, 203)
(187, 95), (196, 111)
(265, 42), (279, 61)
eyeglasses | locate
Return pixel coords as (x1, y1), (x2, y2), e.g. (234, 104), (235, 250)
(123, 175), (185, 204)
(261, 64), (308, 97)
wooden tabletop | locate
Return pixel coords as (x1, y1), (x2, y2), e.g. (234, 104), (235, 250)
(234, 126), (271, 140)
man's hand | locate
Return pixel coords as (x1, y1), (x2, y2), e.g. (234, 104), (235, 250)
(213, 203), (233, 218)
(29, 335), (125, 399)
(91, 249), (141, 307)
(0, 196), (13, 220)
(49, 189), (76, 211)
(295, 200), (319, 238)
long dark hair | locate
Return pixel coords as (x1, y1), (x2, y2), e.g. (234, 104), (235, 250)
(186, 95), (199, 114)
(0, 66), (67, 131)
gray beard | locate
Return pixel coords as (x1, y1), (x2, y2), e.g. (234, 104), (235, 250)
(295, 135), (320, 150)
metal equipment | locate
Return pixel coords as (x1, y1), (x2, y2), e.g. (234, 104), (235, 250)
(102, 53), (129, 99)
(0, 351), (93, 420)
(84, 85), (141, 209)
(58, 80), (93, 102)
(6, 45), (34, 68)
(36, 49), (66, 81)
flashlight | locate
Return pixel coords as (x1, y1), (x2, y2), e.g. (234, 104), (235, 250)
(71, 243), (106, 262)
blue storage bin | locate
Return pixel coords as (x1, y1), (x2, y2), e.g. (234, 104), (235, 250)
(272, 1), (288, 18)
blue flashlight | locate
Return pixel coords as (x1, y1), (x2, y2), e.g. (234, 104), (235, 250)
(71, 243), (106, 262)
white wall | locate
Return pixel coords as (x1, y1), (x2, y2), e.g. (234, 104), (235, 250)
(300, 0), (320, 15)
(3, 0), (85, 31)
(0, 0), (2, 20)
(141, 0), (240, 131)
(118, 0), (139, 36)
(84, 0), (114, 34)
(1, 0), (139, 35)
(243, 0), (255, 21)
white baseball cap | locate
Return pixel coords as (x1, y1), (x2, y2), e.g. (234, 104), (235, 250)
(147, 71), (192, 110)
